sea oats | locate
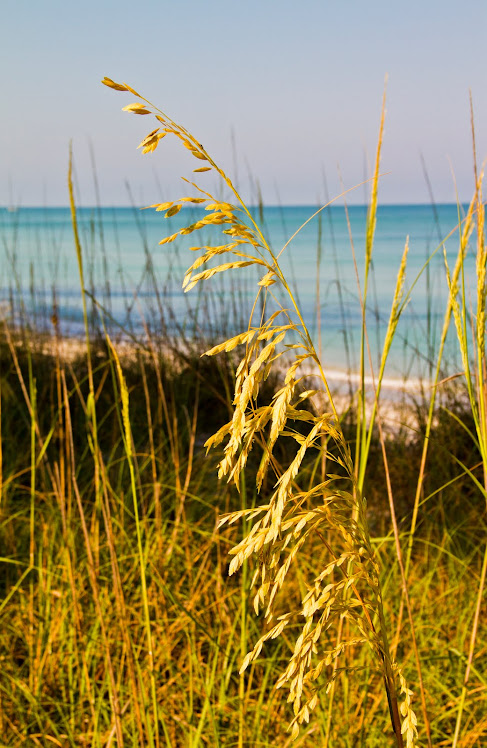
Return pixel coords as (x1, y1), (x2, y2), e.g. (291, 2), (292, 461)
(136, 128), (166, 154)
(395, 665), (419, 748)
(101, 76), (128, 91)
(258, 270), (277, 286)
(122, 102), (152, 115)
(147, 201), (174, 212)
(107, 77), (418, 746)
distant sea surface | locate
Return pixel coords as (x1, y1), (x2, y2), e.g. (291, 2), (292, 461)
(0, 204), (479, 380)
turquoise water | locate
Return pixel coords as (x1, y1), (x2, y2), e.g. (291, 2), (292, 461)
(0, 203), (479, 380)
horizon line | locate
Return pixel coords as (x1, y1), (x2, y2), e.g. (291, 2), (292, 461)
(0, 200), (475, 211)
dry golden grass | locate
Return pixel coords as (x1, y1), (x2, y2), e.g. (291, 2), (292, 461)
(101, 75), (428, 746)
(0, 76), (485, 748)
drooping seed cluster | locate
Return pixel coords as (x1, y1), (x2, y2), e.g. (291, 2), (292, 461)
(104, 75), (418, 745)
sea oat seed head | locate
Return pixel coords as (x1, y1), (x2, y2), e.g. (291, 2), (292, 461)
(122, 103), (151, 115)
(101, 77), (128, 91)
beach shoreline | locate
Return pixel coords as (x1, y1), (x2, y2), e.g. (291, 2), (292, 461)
(3, 325), (437, 437)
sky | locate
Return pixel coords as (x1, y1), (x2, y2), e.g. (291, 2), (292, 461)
(1, 0), (486, 206)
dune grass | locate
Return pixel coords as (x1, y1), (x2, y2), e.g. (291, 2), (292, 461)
(0, 81), (486, 746)
(0, 322), (486, 747)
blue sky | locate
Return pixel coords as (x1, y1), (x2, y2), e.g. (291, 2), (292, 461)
(1, 0), (486, 206)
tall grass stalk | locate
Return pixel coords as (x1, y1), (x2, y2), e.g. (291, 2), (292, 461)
(28, 367), (36, 697)
(448, 102), (487, 744)
(106, 335), (161, 747)
(354, 83), (387, 495)
(104, 76), (421, 745)
(69, 153), (126, 746)
(334, 99), (431, 745)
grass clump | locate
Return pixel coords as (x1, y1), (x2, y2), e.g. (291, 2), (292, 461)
(0, 77), (485, 747)
(1, 291), (487, 745)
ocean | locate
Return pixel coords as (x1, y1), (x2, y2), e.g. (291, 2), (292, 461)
(0, 203), (479, 382)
